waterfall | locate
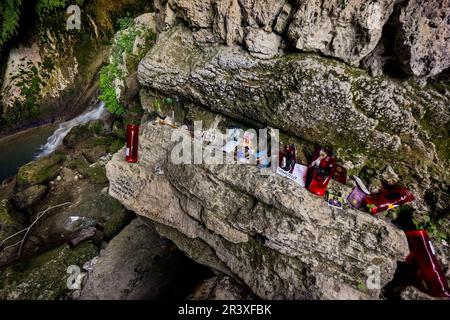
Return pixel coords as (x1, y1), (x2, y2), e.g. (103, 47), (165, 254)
(35, 102), (107, 159)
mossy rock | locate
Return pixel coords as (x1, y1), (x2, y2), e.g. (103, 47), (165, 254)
(60, 188), (131, 240)
(78, 136), (115, 163)
(0, 241), (98, 300)
(0, 199), (25, 241)
(103, 208), (134, 240)
(64, 123), (108, 149)
(66, 155), (91, 176)
(109, 139), (125, 154)
(112, 121), (126, 140)
(17, 154), (65, 188)
(11, 185), (47, 210)
(86, 166), (108, 184)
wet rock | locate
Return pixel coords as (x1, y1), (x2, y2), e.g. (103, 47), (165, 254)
(393, 0), (450, 78)
(78, 219), (186, 300)
(106, 123), (409, 299)
(188, 276), (257, 300)
(68, 227), (99, 247)
(11, 171), (133, 263)
(16, 153), (65, 188)
(0, 200), (24, 244)
(0, 241), (98, 300)
(0, 177), (17, 201)
(0, 199), (25, 267)
(11, 185), (47, 210)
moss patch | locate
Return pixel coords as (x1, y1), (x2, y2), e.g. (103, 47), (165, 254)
(86, 166), (108, 184)
(0, 200), (24, 241)
(17, 153), (65, 188)
(0, 241), (97, 300)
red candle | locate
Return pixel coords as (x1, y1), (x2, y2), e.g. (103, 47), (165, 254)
(305, 147), (336, 197)
(405, 230), (450, 298)
(125, 124), (139, 163)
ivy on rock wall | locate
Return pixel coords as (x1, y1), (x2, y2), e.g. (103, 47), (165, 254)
(0, 0), (22, 48)
(99, 16), (156, 116)
(36, 0), (84, 18)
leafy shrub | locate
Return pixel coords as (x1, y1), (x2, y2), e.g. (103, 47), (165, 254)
(99, 64), (125, 116)
(36, 0), (84, 18)
(0, 0), (22, 47)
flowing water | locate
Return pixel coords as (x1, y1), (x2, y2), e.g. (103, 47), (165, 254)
(0, 102), (106, 183)
(0, 125), (57, 182)
(36, 102), (106, 159)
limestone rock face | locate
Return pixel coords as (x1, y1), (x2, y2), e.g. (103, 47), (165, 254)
(78, 219), (185, 300)
(287, 0), (395, 66)
(393, 0), (450, 78)
(106, 123), (409, 300)
(153, 0), (450, 79)
(244, 28), (282, 59)
(138, 26), (450, 217)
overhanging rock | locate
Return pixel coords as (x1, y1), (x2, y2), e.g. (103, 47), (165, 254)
(106, 122), (409, 300)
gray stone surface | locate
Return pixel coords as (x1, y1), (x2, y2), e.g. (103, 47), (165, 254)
(106, 123), (409, 300)
(78, 218), (184, 300)
(393, 0), (450, 78)
(137, 25), (450, 217)
(288, 0), (396, 66)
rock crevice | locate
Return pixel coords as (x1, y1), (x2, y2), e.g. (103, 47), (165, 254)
(106, 123), (409, 299)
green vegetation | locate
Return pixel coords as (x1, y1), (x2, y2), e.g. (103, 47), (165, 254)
(17, 153), (65, 188)
(0, 0), (86, 48)
(357, 282), (366, 291)
(0, 241), (97, 299)
(98, 17), (136, 116)
(99, 64), (125, 115)
(413, 216), (447, 241)
(36, 0), (84, 18)
(86, 165), (108, 184)
(0, 0), (22, 48)
(99, 16), (156, 116)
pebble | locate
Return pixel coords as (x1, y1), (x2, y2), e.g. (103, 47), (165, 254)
(56, 176), (62, 182)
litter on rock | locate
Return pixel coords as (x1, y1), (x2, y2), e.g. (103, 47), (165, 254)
(327, 193), (344, 209)
(347, 176), (370, 209)
(305, 147), (336, 197)
(332, 164), (347, 185)
(363, 185), (415, 214)
(276, 144), (307, 187)
(125, 124), (139, 163)
(405, 229), (450, 298)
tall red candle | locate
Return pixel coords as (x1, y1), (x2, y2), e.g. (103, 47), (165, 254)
(405, 229), (450, 298)
(125, 124), (139, 163)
